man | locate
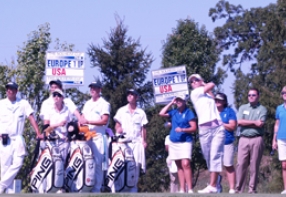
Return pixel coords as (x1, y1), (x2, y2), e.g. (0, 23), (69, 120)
(80, 80), (110, 192)
(40, 79), (81, 121)
(236, 88), (267, 193)
(0, 82), (41, 193)
(114, 89), (148, 192)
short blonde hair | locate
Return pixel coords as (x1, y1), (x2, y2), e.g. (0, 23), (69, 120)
(281, 86), (286, 93)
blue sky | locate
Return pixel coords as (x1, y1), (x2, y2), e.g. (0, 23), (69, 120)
(0, 0), (277, 107)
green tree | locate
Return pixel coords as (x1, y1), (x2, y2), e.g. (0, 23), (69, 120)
(161, 18), (226, 188)
(87, 16), (160, 192)
(210, 0), (286, 192)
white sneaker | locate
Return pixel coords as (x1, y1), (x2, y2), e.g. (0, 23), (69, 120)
(281, 190), (286, 194)
(198, 185), (217, 193)
(178, 190), (184, 193)
(229, 189), (236, 194)
(188, 189), (194, 193)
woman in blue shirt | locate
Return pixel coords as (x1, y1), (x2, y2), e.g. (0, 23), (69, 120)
(215, 93), (237, 194)
(159, 93), (197, 193)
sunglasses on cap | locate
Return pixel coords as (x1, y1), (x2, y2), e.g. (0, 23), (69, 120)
(53, 93), (63, 98)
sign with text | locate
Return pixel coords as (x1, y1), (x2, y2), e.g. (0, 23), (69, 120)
(45, 51), (85, 87)
(151, 65), (189, 104)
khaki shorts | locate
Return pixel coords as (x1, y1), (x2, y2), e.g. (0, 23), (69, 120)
(223, 143), (235, 167)
(278, 139), (286, 161)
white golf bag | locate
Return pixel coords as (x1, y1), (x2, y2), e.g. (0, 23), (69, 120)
(30, 140), (64, 193)
(102, 134), (136, 192)
(64, 140), (95, 192)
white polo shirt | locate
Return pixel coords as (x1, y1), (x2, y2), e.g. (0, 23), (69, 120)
(0, 98), (34, 136)
(82, 97), (110, 134)
(40, 96), (77, 120)
(114, 104), (148, 142)
(191, 86), (221, 125)
(44, 104), (73, 139)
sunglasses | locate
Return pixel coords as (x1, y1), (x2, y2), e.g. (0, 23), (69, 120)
(248, 94), (257, 97)
(190, 78), (201, 84)
(53, 93), (63, 98)
(281, 92), (286, 95)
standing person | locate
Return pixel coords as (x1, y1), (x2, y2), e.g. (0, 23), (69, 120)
(0, 82), (41, 193)
(272, 86), (286, 194)
(165, 135), (179, 193)
(215, 93), (237, 194)
(159, 94), (197, 193)
(113, 89), (148, 192)
(236, 88), (267, 193)
(43, 88), (74, 193)
(80, 80), (110, 192)
(188, 74), (225, 194)
(40, 79), (81, 121)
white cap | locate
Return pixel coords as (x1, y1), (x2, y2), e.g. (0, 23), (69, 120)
(188, 74), (203, 82)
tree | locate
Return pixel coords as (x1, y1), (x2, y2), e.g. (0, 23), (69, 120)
(160, 18), (226, 188)
(210, 0), (286, 192)
(87, 16), (157, 192)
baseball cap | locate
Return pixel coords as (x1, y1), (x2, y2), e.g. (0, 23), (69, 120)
(5, 82), (18, 89)
(88, 80), (102, 88)
(127, 89), (139, 96)
(52, 88), (64, 97)
(175, 93), (188, 101)
(215, 93), (227, 101)
(188, 74), (203, 82)
(49, 79), (63, 89)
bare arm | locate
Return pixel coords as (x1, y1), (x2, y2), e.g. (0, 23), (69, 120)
(28, 114), (42, 138)
(115, 121), (123, 134)
(159, 98), (175, 118)
(237, 119), (264, 128)
(142, 125), (147, 148)
(224, 120), (237, 131)
(272, 119), (279, 150)
(81, 114), (109, 126)
(175, 120), (197, 133)
(203, 82), (215, 97)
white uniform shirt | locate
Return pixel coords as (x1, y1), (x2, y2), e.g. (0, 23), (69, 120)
(82, 97), (110, 134)
(44, 104), (73, 139)
(114, 104), (148, 142)
(0, 98), (34, 136)
(40, 96), (77, 120)
(191, 86), (221, 125)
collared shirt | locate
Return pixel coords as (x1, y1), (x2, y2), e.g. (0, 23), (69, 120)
(219, 107), (237, 145)
(168, 107), (195, 143)
(275, 104), (286, 139)
(114, 104), (148, 142)
(191, 86), (221, 125)
(40, 96), (77, 120)
(0, 98), (34, 136)
(237, 103), (267, 137)
(44, 104), (73, 139)
(82, 97), (110, 134)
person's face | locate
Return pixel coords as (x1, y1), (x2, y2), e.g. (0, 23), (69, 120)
(90, 86), (101, 99)
(281, 89), (286, 101)
(6, 87), (17, 100)
(189, 78), (202, 89)
(248, 90), (259, 104)
(215, 99), (225, 108)
(53, 92), (63, 104)
(175, 98), (185, 108)
(127, 92), (138, 104)
(50, 84), (60, 93)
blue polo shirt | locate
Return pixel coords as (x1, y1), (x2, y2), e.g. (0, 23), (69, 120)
(168, 107), (196, 143)
(219, 107), (237, 145)
(276, 104), (286, 139)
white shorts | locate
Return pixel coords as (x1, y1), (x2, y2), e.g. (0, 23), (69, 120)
(168, 140), (193, 160)
(278, 139), (286, 161)
(223, 143), (235, 167)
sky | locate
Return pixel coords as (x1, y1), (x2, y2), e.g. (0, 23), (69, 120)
(0, 0), (277, 108)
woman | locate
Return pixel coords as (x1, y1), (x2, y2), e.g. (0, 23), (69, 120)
(159, 93), (197, 193)
(189, 74), (225, 194)
(43, 88), (73, 193)
(215, 92), (237, 194)
(272, 86), (286, 194)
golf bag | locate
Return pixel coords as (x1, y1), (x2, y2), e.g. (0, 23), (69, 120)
(64, 121), (96, 192)
(101, 133), (136, 192)
(30, 140), (64, 193)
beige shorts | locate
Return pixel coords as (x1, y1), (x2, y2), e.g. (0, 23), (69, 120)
(223, 143), (235, 167)
(278, 139), (286, 161)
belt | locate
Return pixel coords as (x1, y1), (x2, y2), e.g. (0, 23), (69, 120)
(241, 135), (262, 138)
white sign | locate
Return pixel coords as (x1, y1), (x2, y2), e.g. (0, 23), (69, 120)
(151, 65), (189, 104)
(45, 51), (85, 87)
